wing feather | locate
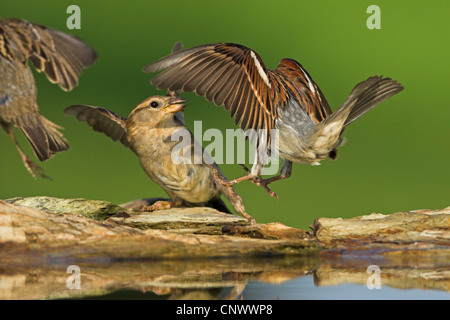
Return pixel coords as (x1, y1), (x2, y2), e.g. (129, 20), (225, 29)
(64, 105), (130, 148)
(143, 43), (280, 147)
(1, 18), (97, 91)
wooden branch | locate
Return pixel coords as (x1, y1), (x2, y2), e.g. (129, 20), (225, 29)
(1, 197), (448, 299)
(313, 207), (450, 251)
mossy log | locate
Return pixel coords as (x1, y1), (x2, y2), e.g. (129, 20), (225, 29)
(2, 197), (449, 260)
(0, 198), (316, 265)
(313, 207), (449, 251)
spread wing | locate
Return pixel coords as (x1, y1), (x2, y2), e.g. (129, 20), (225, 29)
(1, 18), (97, 91)
(143, 43), (284, 145)
(143, 43), (336, 147)
(274, 58), (332, 123)
(64, 105), (130, 148)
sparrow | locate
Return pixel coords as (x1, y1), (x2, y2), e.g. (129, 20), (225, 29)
(0, 18), (97, 179)
(142, 43), (404, 198)
(64, 95), (254, 222)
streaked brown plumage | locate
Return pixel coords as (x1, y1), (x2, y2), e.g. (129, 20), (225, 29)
(143, 43), (404, 198)
(0, 18), (97, 178)
(64, 96), (253, 222)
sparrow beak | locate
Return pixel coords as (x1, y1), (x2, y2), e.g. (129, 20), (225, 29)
(164, 98), (187, 113)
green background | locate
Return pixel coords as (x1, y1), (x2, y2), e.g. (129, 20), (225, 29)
(1, 0), (449, 229)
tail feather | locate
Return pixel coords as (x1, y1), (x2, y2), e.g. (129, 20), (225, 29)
(19, 115), (69, 161)
(341, 76), (403, 127)
(310, 76), (402, 157)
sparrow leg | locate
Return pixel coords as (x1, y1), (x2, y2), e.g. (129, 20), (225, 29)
(140, 200), (173, 212)
(227, 172), (256, 185)
(247, 160), (292, 200)
(237, 164), (279, 200)
(1, 123), (51, 180)
(214, 161), (264, 186)
(208, 160), (277, 200)
(238, 160), (292, 199)
(207, 167), (252, 186)
(208, 164), (256, 224)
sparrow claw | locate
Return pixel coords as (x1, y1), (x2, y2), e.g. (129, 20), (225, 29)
(249, 176), (279, 201)
(233, 164), (279, 200)
(22, 156), (52, 180)
(208, 164), (256, 223)
(140, 200), (173, 212)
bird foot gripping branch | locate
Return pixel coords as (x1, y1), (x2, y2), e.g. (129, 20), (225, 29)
(140, 200), (173, 212)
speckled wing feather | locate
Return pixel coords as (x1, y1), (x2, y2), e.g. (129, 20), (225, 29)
(274, 58), (332, 123)
(143, 43), (335, 148)
(1, 18), (97, 91)
(143, 43), (281, 145)
(0, 18), (96, 172)
(64, 105), (130, 148)
(0, 27), (70, 162)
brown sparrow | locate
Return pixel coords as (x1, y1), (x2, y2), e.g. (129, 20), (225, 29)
(64, 96), (254, 222)
(0, 18), (97, 179)
(142, 43), (404, 198)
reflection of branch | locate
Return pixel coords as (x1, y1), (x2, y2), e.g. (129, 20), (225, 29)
(224, 284), (246, 300)
(314, 263), (450, 292)
(0, 256), (315, 300)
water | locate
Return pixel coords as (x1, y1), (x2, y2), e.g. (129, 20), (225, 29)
(70, 274), (449, 300)
(2, 254), (447, 300)
(239, 276), (449, 300)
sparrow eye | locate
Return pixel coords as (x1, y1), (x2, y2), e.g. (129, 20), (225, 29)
(150, 101), (159, 108)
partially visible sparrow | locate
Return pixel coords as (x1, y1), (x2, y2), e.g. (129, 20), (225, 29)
(142, 43), (404, 198)
(64, 95), (254, 222)
(0, 18), (97, 179)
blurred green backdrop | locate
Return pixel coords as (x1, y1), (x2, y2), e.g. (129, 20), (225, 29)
(1, 0), (449, 229)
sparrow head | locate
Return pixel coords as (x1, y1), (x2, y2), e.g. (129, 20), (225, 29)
(129, 95), (187, 127)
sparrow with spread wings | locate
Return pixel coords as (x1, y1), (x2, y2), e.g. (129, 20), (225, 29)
(0, 18), (96, 179)
(64, 95), (253, 222)
(64, 42), (253, 221)
(143, 43), (403, 198)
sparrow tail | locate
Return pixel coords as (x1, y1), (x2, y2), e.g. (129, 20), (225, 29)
(341, 76), (403, 127)
(19, 114), (69, 161)
(310, 76), (402, 156)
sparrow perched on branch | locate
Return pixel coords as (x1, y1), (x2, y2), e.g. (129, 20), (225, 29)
(142, 43), (404, 198)
(64, 95), (253, 222)
(0, 18), (97, 179)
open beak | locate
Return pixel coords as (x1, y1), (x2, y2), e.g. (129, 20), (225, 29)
(164, 98), (187, 113)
